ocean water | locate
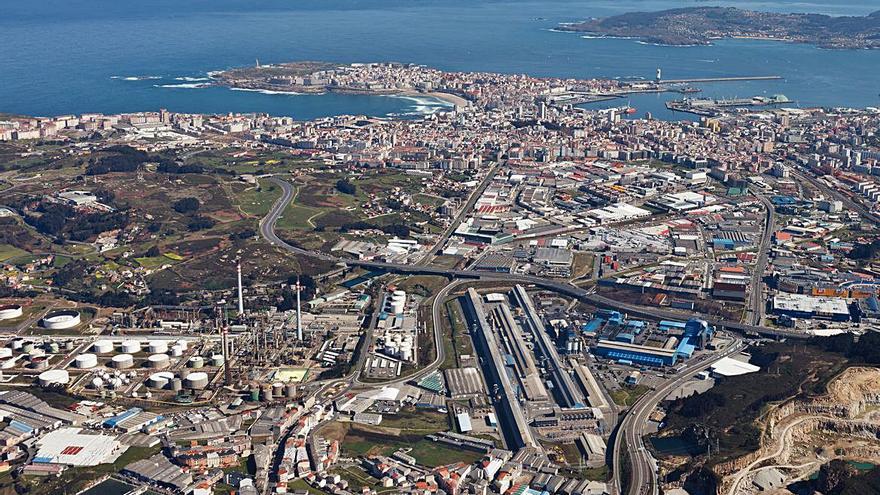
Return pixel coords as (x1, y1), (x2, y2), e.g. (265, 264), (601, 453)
(2, 0), (880, 120)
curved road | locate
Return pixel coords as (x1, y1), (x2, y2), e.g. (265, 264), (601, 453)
(614, 339), (745, 495)
(260, 177), (796, 495)
(261, 177), (807, 340)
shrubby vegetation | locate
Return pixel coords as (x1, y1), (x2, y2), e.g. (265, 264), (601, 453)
(172, 197), (200, 214)
(335, 179), (356, 195)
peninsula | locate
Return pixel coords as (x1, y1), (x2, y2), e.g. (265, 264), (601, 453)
(212, 61), (471, 108)
(559, 7), (880, 49)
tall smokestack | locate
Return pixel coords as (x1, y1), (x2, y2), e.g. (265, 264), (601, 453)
(222, 325), (232, 385)
(237, 263), (244, 316)
(296, 277), (303, 342)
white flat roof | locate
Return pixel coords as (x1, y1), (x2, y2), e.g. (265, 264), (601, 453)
(710, 357), (760, 377)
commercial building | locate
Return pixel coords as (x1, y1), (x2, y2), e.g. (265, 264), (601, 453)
(33, 428), (125, 467)
(592, 340), (679, 367)
(771, 293), (851, 321)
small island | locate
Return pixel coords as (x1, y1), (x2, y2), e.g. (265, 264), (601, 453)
(558, 7), (880, 49)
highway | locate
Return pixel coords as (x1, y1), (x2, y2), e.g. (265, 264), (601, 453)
(261, 178), (809, 340)
(612, 339), (745, 495)
(749, 194), (776, 326)
(260, 176), (806, 494)
(418, 161), (502, 265)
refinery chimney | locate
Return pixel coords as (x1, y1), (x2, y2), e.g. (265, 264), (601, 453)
(295, 277), (303, 342)
(237, 263), (244, 316)
(221, 325), (232, 385)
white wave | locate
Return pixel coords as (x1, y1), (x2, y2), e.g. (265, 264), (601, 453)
(155, 82), (209, 89)
(636, 40), (708, 47)
(111, 75), (163, 81)
(388, 95), (453, 108)
(229, 87), (306, 95)
(175, 76), (211, 82)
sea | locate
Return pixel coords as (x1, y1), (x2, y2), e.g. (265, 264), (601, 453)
(3, 0), (880, 121)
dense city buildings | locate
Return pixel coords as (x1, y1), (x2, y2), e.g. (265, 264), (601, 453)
(1, 51), (880, 495)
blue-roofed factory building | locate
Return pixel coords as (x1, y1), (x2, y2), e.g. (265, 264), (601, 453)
(592, 318), (713, 367)
(103, 407), (142, 428)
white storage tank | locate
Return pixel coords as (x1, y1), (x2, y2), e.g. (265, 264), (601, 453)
(184, 372), (209, 390)
(111, 354), (134, 369)
(188, 356), (204, 368)
(74, 353), (98, 369)
(41, 310), (81, 330)
(91, 377), (104, 389)
(147, 371), (174, 388)
(175, 339), (188, 351)
(170, 345), (184, 357)
(147, 354), (169, 369)
(148, 340), (168, 354)
(93, 340), (114, 354)
(0, 304), (23, 321)
(211, 354), (225, 367)
(121, 340), (142, 354)
(38, 369), (70, 387)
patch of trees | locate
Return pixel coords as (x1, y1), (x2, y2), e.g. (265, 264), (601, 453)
(97, 291), (136, 308)
(27, 203), (127, 242)
(85, 146), (150, 175)
(667, 391), (727, 418)
(156, 160), (205, 174)
(146, 288), (180, 306)
(814, 331), (880, 364)
(848, 239), (880, 260)
(53, 260), (89, 288)
(230, 228), (255, 240)
(277, 274), (317, 311)
(172, 197), (200, 214)
(335, 179), (356, 195)
(186, 215), (216, 231)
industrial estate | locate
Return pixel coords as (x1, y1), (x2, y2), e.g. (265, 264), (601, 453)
(2, 59), (880, 495)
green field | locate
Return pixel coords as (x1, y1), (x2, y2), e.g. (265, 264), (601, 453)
(232, 179), (283, 217)
(377, 408), (450, 434)
(439, 297), (474, 370)
(0, 244), (28, 262)
(610, 384), (650, 407)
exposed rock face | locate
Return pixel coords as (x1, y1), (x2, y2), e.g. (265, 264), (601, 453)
(817, 459), (857, 495)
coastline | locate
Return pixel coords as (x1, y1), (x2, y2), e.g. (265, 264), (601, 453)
(398, 89), (469, 108)
(218, 82), (468, 109)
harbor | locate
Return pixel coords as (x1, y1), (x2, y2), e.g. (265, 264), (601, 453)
(665, 94), (793, 116)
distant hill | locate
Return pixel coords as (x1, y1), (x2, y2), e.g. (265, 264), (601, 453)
(559, 7), (880, 49)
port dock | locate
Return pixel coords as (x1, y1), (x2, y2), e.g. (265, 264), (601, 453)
(666, 94), (793, 117)
(660, 75), (783, 84)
